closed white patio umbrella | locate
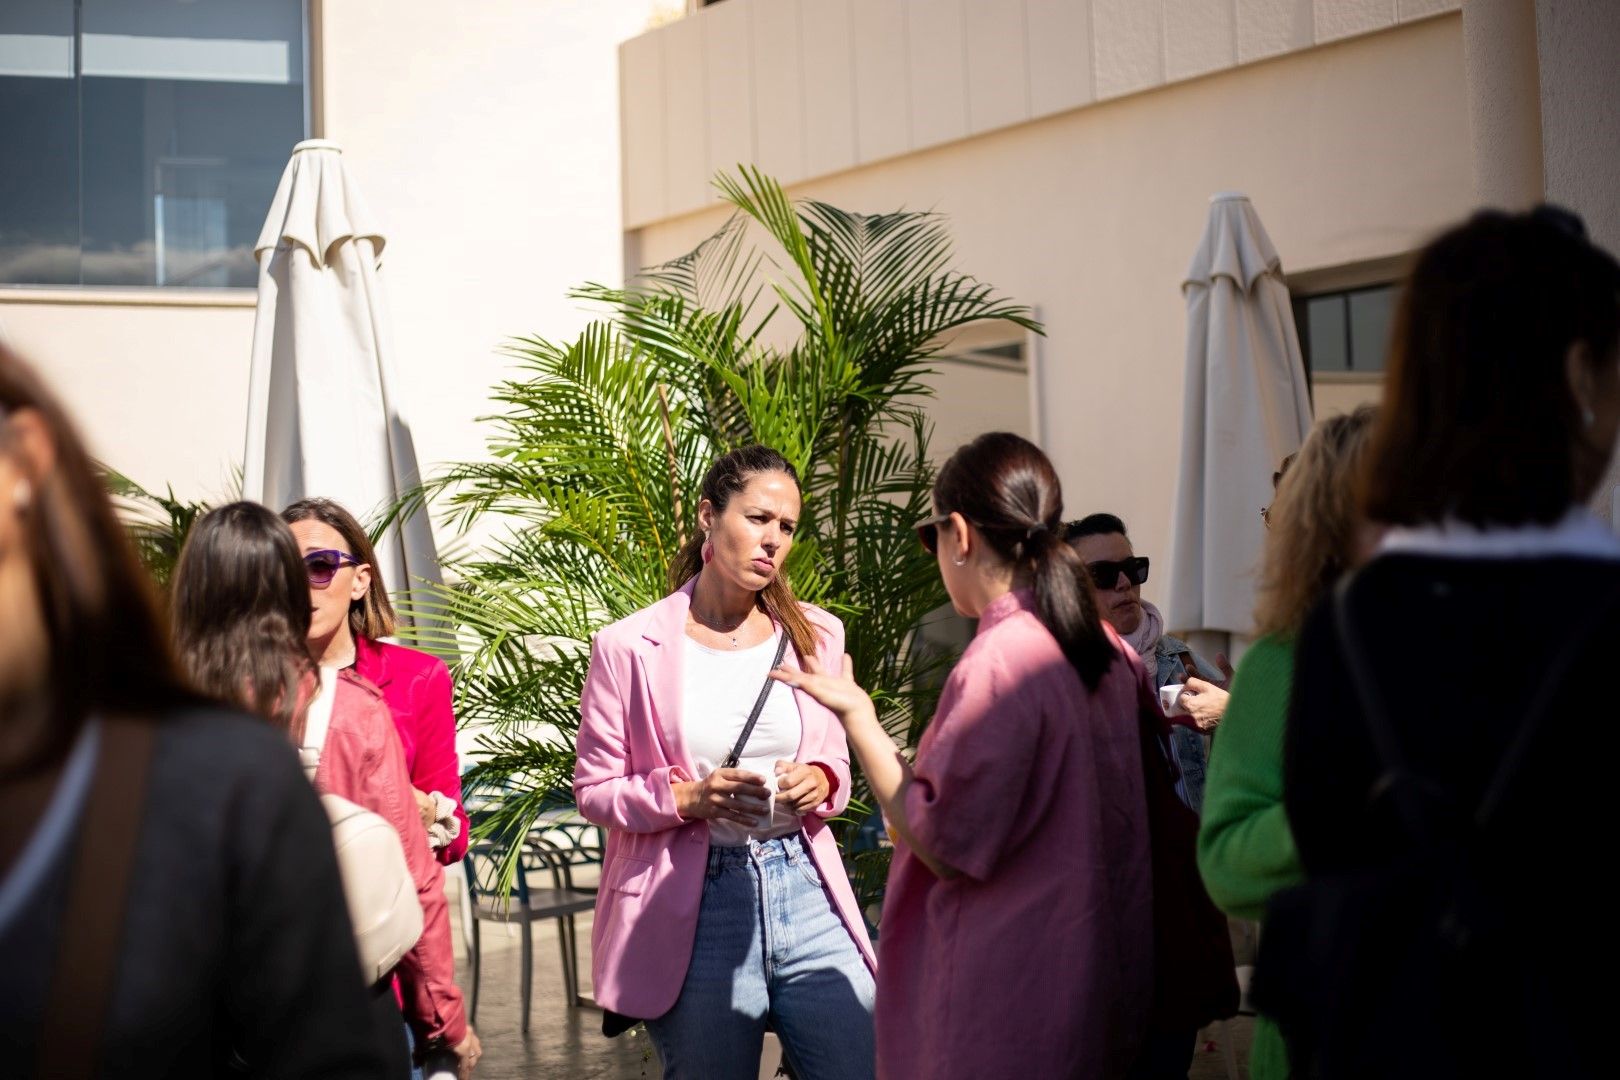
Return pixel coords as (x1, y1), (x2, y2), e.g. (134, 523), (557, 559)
(243, 139), (442, 619)
(1168, 192), (1313, 641)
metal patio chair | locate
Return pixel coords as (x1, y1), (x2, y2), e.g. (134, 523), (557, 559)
(461, 837), (596, 1033)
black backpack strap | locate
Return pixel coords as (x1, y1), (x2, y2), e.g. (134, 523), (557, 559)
(1333, 569), (1620, 837)
(1332, 575), (1441, 846)
(1474, 576), (1620, 828)
(719, 631), (792, 770)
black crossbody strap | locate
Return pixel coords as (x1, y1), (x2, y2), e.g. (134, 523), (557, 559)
(720, 631), (791, 770)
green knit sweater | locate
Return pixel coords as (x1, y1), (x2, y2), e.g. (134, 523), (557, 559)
(1197, 633), (1300, 1080)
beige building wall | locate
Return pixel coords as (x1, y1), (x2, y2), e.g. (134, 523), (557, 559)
(0, 293), (256, 498)
(0, 0), (664, 516)
(624, 11), (1472, 614)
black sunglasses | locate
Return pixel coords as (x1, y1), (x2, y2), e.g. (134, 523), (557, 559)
(304, 548), (363, 587)
(914, 512), (951, 555)
(1085, 556), (1150, 590)
(915, 511), (989, 556)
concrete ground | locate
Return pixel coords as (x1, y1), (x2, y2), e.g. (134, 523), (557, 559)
(448, 877), (1254, 1080)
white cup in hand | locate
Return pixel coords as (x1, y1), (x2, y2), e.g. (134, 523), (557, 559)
(1159, 684), (1188, 716)
(761, 768), (781, 824)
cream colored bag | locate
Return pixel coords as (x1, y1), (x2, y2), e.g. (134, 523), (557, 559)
(321, 793), (423, 984)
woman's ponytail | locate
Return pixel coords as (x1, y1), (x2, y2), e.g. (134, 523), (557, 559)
(934, 433), (1114, 690)
(1027, 528), (1113, 689)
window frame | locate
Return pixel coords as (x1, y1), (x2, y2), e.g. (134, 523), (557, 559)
(1286, 255), (1409, 386)
(0, 0), (314, 295)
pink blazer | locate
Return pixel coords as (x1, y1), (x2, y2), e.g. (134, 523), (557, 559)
(573, 579), (879, 1019)
(314, 670), (468, 1047)
(353, 637), (470, 865)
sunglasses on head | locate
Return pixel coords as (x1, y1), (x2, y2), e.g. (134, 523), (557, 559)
(304, 549), (362, 586)
(1085, 556), (1150, 590)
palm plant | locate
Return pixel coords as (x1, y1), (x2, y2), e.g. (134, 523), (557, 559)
(104, 468), (231, 590)
(401, 168), (1039, 891)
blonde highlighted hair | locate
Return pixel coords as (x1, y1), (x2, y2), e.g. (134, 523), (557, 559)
(1253, 406), (1378, 639)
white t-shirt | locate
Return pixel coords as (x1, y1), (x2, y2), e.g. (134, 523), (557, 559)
(680, 632), (803, 847)
(299, 665), (339, 782)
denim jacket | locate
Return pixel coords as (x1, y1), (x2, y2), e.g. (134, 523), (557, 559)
(1155, 634), (1213, 814)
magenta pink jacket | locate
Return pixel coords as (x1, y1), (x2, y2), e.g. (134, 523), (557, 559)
(314, 670), (468, 1047)
(353, 637), (469, 865)
(573, 579), (878, 1019)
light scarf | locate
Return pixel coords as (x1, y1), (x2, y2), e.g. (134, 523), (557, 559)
(1120, 598), (1166, 669)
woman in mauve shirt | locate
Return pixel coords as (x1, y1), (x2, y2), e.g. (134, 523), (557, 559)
(782, 432), (1155, 1080)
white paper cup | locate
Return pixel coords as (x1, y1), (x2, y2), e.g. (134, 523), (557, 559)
(1159, 683), (1187, 716)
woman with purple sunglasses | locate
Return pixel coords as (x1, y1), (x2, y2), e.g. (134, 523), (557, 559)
(282, 498), (476, 1076)
(281, 498), (470, 866)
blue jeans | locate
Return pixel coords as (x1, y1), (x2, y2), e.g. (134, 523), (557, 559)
(645, 833), (876, 1080)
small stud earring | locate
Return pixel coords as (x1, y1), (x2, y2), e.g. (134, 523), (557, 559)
(952, 554), (967, 567)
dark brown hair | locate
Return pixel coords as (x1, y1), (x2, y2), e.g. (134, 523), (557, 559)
(0, 344), (184, 766)
(1364, 205), (1620, 527)
(1254, 406), (1378, 638)
(171, 502), (315, 739)
(280, 497), (397, 641)
(933, 432), (1114, 690)
(669, 445), (820, 661)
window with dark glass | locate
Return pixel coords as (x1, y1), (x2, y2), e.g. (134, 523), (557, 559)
(0, 0), (307, 288)
(1291, 283), (1397, 376)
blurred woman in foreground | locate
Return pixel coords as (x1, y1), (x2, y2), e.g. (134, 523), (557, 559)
(1262, 206), (1620, 1078)
(0, 344), (386, 1077)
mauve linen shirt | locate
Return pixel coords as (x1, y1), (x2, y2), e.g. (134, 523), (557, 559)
(876, 590), (1154, 1080)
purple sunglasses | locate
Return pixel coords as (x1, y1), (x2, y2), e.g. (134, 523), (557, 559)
(304, 549), (362, 586)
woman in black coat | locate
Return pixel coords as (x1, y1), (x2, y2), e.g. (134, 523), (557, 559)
(0, 342), (388, 1079)
(1266, 207), (1620, 1080)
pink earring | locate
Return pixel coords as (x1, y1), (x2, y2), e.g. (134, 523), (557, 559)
(701, 533), (713, 564)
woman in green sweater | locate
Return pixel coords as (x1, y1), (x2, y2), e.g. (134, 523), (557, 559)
(1196, 406), (1377, 1080)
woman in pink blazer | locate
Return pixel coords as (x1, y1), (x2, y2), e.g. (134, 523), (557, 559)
(170, 503), (478, 1078)
(783, 433), (1156, 1080)
(575, 446), (877, 1080)
(283, 498), (470, 865)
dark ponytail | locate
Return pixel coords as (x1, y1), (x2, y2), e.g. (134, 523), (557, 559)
(669, 445), (821, 663)
(934, 432), (1114, 690)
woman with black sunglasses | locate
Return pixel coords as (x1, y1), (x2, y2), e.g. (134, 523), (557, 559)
(780, 432), (1156, 1080)
(1064, 513), (1226, 813)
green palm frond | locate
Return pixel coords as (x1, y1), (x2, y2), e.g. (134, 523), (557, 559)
(103, 466), (237, 589)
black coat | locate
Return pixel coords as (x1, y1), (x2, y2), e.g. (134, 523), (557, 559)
(0, 706), (390, 1078)
(1281, 553), (1617, 1077)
